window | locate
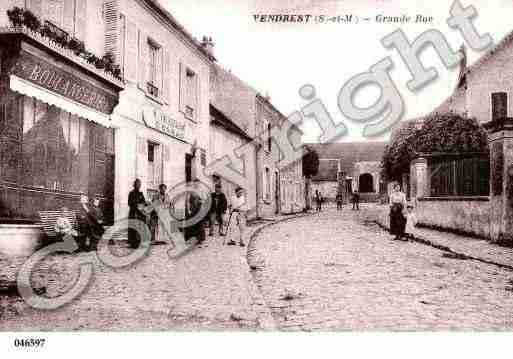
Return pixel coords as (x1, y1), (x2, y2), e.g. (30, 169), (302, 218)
(267, 122), (272, 152)
(147, 142), (162, 191)
(264, 167), (271, 201)
(43, 0), (64, 28)
(200, 148), (207, 167)
(492, 92), (508, 121)
(181, 65), (198, 121)
(147, 40), (160, 97)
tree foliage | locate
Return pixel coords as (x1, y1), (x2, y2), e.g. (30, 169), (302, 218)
(302, 148), (320, 178)
(381, 113), (489, 182)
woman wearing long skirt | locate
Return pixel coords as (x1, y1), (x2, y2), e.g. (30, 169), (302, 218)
(389, 184), (407, 241)
(151, 184), (172, 243)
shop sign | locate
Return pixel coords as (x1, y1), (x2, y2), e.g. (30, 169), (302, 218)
(142, 106), (186, 141)
(12, 51), (117, 114)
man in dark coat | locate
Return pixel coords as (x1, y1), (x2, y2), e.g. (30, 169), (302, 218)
(209, 183), (228, 237)
(185, 179), (207, 244)
(128, 179), (148, 249)
(77, 194), (105, 252)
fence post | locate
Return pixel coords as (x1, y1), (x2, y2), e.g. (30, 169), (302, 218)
(484, 118), (513, 245)
(410, 157), (428, 203)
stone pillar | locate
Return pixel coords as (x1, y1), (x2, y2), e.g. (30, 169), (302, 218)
(484, 118), (513, 244)
(410, 157), (428, 201)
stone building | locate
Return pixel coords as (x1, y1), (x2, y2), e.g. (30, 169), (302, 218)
(406, 34), (513, 243)
(306, 142), (387, 203)
(210, 64), (304, 218)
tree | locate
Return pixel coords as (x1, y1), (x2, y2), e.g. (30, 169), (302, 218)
(302, 148), (320, 178)
(302, 147), (320, 210)
(381, 113), (489, 182)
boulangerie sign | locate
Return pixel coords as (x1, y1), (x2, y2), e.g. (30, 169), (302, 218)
(12, 51), (117, 114)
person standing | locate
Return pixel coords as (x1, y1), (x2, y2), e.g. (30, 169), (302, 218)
(185, 179), (207, 245)
(128, 179), (148, 249)
(227, 187), (248, 247)
(352, 191), (360, 211)
(209, 183), (228, 237)
(389, 184), (408, 241)
(336, 192), (343, 211)
(315, 190), (322, 212)
(151, 184), (172, 243)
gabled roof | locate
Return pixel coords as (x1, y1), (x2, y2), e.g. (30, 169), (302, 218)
(143, 0), (214, 61)
(307, 142), (387, 177)
(210, 104), (253, 142)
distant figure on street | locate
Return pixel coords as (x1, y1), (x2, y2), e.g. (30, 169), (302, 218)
(315, 190), (322, 212)
(54, 207), (78, 241)
(209, 183), (228, 237)
(336, 192), (344, 211)
(128, 179), (148, 249)
(351, 192), (360, 211)
(228, 187), (248, 247)
(404, 204), (418, 240)
(389, 184), (407, 241)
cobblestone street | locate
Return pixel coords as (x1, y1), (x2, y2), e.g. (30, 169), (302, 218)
(249, 207), (513, 331)
(2, 207), (513, 331)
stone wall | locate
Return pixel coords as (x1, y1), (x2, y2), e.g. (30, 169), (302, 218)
(416, 198), (491, 239)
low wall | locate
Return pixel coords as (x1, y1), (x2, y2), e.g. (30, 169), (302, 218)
(416, 197), (491, 239)
(0, 224), (42, 259)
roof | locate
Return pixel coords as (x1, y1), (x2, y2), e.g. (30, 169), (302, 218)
(307, 142), (387, 178)
(313, 159), (340, 181)
(210, 104), (253, 142)
(143, 0), (214, 62)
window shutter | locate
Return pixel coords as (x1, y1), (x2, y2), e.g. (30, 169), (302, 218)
(103, 0), (119, 61)
(194, 73), (200, 121)
(27, 0), (42, 19)
(162, 49), (171, 103)
(62, 0), (75, 34)
(138, 30), (149, 90)
(179, 62), (186, 112)
(125, 18), (137, 83)
(136, 135), (148, 194)
(74, 0), (87, 40)
(155, 47), (162, 95)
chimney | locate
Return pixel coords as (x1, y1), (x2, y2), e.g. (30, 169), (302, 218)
(200, 36), (215, 60)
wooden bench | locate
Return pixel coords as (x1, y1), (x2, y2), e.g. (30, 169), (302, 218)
(39, 210), (79, 241)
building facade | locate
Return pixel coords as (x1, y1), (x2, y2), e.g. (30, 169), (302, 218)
(307, 142), (387, 203)
(110, 0), (212, 221)
(0, 0), (124, 224)
(256, 95), (304, 217)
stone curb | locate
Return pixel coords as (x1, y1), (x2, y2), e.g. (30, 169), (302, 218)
(368, 213), (513, 272)
(245, 213), (313, 331)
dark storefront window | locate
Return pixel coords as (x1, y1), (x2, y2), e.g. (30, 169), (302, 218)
(0, 92), (114, 222)
(20, 97), (90, 192)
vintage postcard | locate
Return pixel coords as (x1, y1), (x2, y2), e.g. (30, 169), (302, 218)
(0, 0), (512, 357)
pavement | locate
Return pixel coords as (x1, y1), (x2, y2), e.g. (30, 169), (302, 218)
(364, 204), (513, 269)
(0, 216), (302, 331)
(248, 206), (513, 331)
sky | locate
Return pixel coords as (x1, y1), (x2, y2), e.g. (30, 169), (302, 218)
(161, 0), (513, 143)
